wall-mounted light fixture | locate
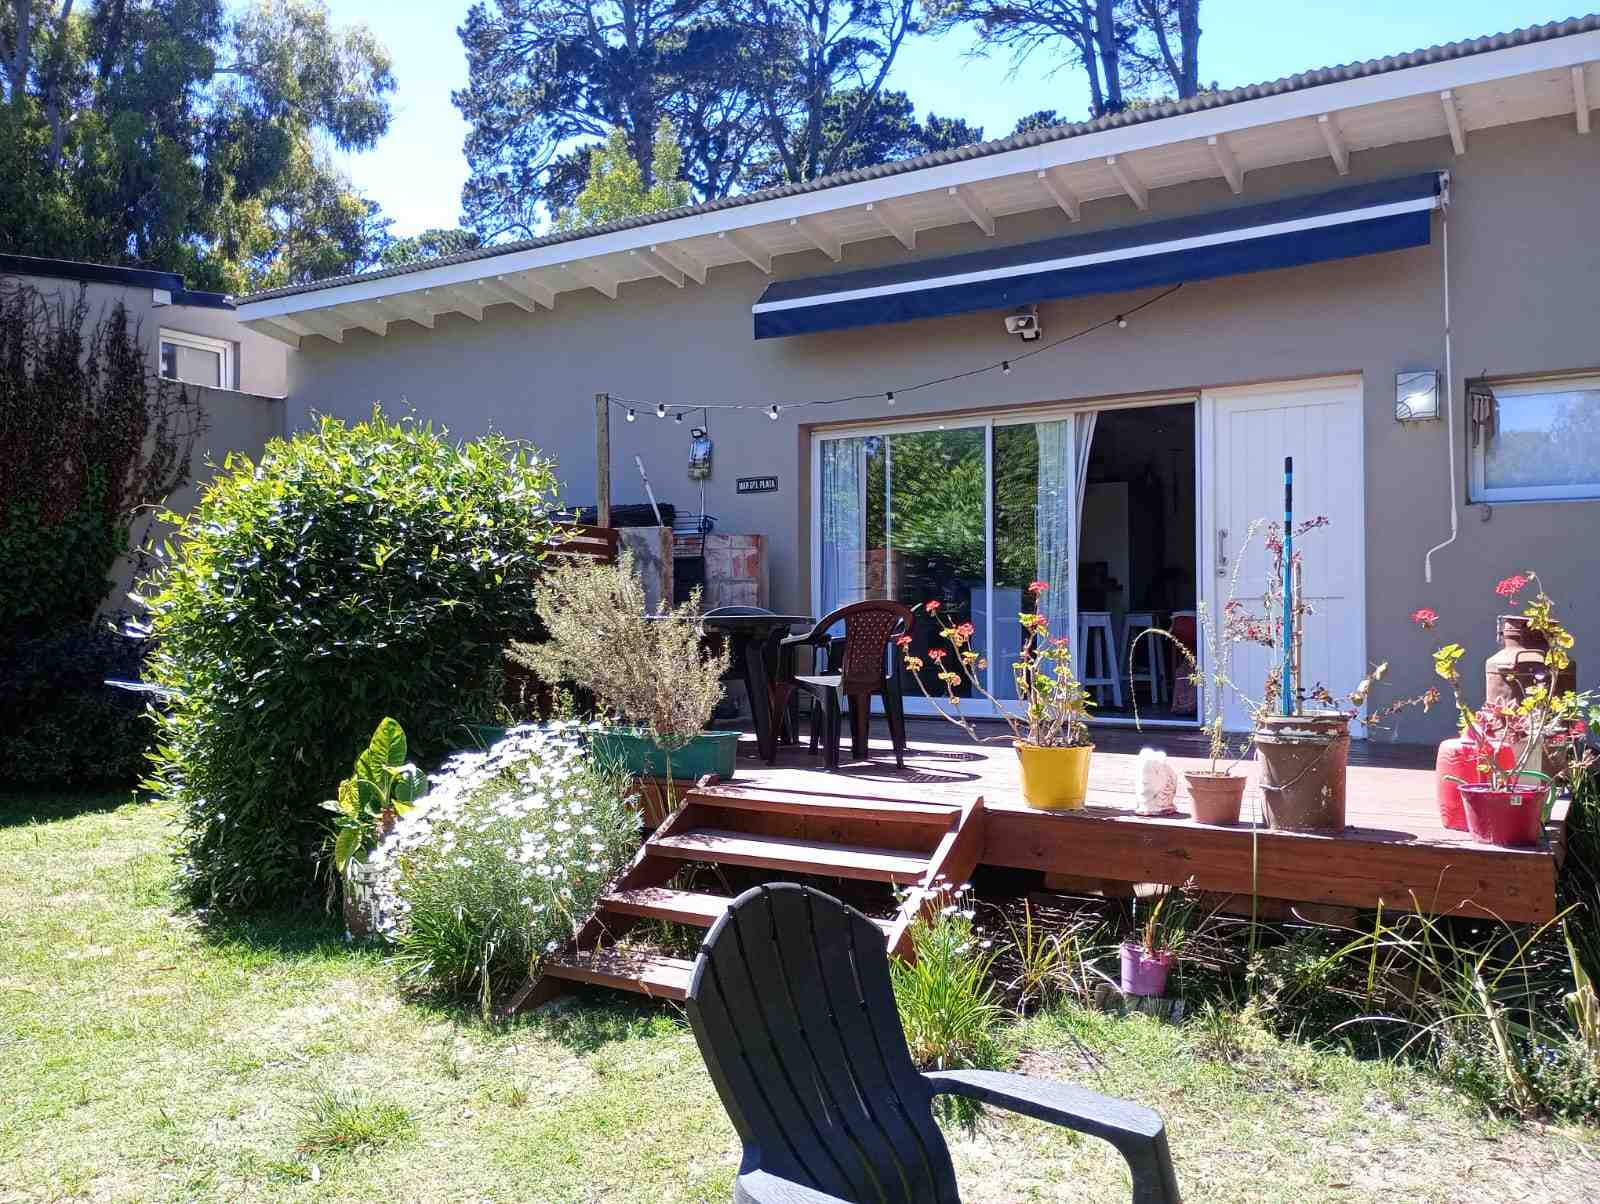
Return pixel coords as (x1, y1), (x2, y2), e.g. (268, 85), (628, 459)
(1396, 370), (1442, 422)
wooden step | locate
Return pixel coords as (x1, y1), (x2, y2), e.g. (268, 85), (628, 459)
(540, 947), (695, 999)
(651, 828), (930, 884)
(600, 884), (897, 935)
(684, 787), (959, 826)
(601, 886), (732, 927)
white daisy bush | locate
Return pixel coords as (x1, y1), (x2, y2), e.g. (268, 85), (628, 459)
(370, 721), (640, 1002)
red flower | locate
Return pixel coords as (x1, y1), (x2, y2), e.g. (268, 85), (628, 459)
(1410, 608), (1438, 629)
(955, 621), (976, 640)
(924, 600), (942, 614)
(1495, 574), (1529, 600)
(1028, 580), (1049, 593)
(928, 648), (946, 662)
(894, 634), (912, 647)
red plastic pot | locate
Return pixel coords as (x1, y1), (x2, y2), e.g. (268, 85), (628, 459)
(1457, 783), (1548, 847)
(1434, 739), (1515, 831)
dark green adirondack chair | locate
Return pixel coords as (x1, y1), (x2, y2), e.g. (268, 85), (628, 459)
(686, 883), (1181, 1203)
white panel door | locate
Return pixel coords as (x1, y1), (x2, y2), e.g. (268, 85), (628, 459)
(1201, 377), (1365, 731)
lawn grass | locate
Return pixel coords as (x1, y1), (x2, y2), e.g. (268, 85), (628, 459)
(4, 791), (1599, 1203)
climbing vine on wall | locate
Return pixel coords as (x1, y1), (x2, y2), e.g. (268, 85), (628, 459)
(0, 279), (206, 639)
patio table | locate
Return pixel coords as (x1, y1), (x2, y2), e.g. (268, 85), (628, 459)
(694, 612), (813, 766)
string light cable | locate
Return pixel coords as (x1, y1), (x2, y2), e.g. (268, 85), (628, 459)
(607, 283), (1184, 421)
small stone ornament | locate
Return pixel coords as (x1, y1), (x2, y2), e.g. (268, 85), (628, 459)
(1135, 747), (1180, 816)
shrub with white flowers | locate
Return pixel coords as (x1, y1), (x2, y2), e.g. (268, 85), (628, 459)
(370, 722), (639, 1005)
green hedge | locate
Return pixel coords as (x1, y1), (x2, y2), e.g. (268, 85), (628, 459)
(142, 408), (563, 911)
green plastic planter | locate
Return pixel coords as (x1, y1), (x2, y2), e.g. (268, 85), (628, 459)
(456, 722), (509, 750)
(590, 728), (740, 782)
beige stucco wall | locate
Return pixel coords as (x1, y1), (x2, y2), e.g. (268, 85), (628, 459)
(106, 384), (286, 613)
(13, 273), (288, 397)
(283, 112), (1600, 743)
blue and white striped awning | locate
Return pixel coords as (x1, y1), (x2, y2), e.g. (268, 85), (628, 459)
(752, 172), (1445, 340)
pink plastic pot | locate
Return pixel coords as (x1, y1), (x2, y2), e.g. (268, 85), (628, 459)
(1458, 783), (1548, 848)
(1120, 943), (1173, 997)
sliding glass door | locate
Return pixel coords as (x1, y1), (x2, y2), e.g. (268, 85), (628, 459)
(813, 414), (1087, 713)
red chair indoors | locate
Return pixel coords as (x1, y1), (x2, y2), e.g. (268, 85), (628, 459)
(780, 601), (914, 770)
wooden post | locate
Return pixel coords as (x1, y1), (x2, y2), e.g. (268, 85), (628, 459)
(595, 392), (611, 528)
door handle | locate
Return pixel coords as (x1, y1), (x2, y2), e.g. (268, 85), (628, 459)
(1216, 528), (1229, 578)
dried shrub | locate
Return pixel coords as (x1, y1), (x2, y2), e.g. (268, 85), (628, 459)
(508, 552), (727, 749)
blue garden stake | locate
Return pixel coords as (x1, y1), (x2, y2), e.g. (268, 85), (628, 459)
(1282, 456), (1294, 716)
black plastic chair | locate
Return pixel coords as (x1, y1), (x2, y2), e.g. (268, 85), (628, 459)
(686, 884), (1182, 1204)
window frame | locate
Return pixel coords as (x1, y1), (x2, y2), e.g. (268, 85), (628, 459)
(158, 328), (234, 389)
(1469, 372), (1600, 504)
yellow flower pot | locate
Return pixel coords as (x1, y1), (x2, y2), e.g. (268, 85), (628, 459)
(1013, 741), (1094, 811)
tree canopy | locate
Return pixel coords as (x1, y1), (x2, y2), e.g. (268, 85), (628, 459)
(554, 119), (694, 232)
(924, 0), (1203, 119)
(0, 0), (395, 292)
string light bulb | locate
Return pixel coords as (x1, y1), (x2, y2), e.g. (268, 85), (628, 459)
(767, 404), (780, 421)
(655, 402), (667, 419)
(1001, 361), (1011, 375)
(886, 391), (895, 406)
(1116, 315), (1128, 329)
(673, 410), (684, 423)
(625, 408), (637, 422)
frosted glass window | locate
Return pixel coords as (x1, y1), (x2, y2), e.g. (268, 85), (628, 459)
(1473, 377), (1600, 502)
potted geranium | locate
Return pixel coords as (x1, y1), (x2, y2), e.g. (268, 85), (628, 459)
(900, 583), (1095, 810)
(510, 552), (733, 809)
(1423, 573), (1595, 847)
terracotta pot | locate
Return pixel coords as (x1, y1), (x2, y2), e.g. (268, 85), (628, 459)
(1185, 771), (1246, 824)
(1120, 943), (1173, 997)
(1014, 741), (1093, 811)
(1255, 711), (1351, 832)
(1435, 738), (1515, 831)
(1458, 783), (1548, 847)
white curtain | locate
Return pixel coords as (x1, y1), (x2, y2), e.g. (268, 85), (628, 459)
(819, 437), (868, 613)
(1033, 412), (1096, 645)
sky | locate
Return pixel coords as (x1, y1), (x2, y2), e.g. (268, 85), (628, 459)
(326, 2), (1569, 238)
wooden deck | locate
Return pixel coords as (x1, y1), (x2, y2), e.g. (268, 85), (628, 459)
(701, 723), (1568, 924)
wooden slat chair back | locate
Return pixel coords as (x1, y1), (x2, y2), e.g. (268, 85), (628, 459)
(687, 884), (1181, 1204)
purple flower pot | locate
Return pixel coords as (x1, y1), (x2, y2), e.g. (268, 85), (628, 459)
(1120, 943), (1173, 997)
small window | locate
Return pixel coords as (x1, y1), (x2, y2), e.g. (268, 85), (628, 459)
(158, 329), (233, 389)
(1470, 374), (1600, 503)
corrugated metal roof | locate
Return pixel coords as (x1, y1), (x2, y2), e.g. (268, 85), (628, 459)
(244, 14), (1600, 304)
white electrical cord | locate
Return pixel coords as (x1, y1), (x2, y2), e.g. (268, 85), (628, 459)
(1424, 196), (1458, 583)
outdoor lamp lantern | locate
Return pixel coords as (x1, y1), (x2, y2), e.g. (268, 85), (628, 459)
(1396, 370), (1442, 421)
(688, 426), (713, 480)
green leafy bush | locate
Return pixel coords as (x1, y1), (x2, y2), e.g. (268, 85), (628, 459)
(371, 724), (638, 1009)
(0, 616), (150, 787)
(141, 408), (562, 911)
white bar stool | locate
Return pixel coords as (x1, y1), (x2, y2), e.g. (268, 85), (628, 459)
(1077, 611), (1123, 708)
(1122, 611), (1165, 705)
